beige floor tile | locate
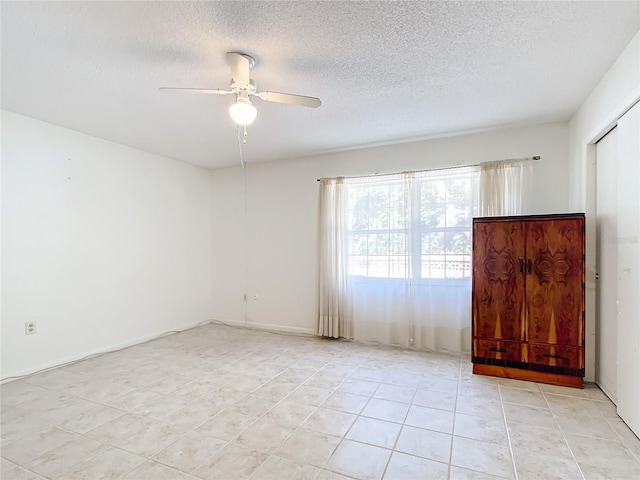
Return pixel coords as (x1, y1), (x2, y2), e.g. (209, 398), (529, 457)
(383, 372), (422, 388)
(195, 409), (256, 441)
(592, 399), (619, 418)
(20, 435), (105, 479)
(565, 433), (639, 467)
(227, 374), (272, 392)
(1, 425), (77, 467)
(275, 368), (317, 384)
(538, 383), (589, 398)
(275, 428), (341, 467)
(346, 416), (401, 449)
(249, 455), (320, 480)
(1, 414), (56, 447)
(583, 385), (611, 402)
(546, 393), (603, 417)
(325, 439), (391, 480)
(117, 418), (186, 458)
(322, 391), (369, 414)
(35, 397), (98, 426)
(66, 379), (136, 403)
(336, 378), (379, 396)
(499, 386), (547, 408)
(108, 389), (166, 412)
(579, 459), (640, 480)
(3, 325), (638, 480)
(412, 388), (456, 411)
(383, 451), (448, 480)
(512, 448), (583, 480)
(556, 413), (620, 440)
(167, 382), (216, 403)
(457, 382), (501, 401)
(57, 447), (145, 480)
(287, 385), (334, 406)
(508, 422), (571, 457)
(451, 436), (515, 479)
(304, 372), (345, 390)
(234, 416), (296, 453)
(24, 369), (89, 391)
(456, 396), (503, 419)
(162, 398), (225, 430)
(8, 391), (75, 418)
(225, 393), (279, 417)
(1, 458), (47, 480)
(85, 413), (154, 445)
(405, 405), (454, 434)
(449, 465), (510, 479)
(503, 402), (557, 430)
(1, 380), (50, 407)
(607, 417), (640, 459)
(153, 431), (226, 472)
(395, 425), (451, 463)
(301, 407), (356, 437)
(55, 404), (125, 434)
(373, 384), (416, 403)
(316, 468), (354, 480)
(252, 379), (298, 400)
(121, 460), (193, 479)
(497, 378), (540, 392)
(191, 442), (268, 480)
(351, 367), (388, 382)
(137, 396), (189, 420)
(454, 412), (508, 445)
(362, 398), (410, 423)
(264, 399), (317, 427)
(144, 373), (194, 394)
(418, 376), (459, 394)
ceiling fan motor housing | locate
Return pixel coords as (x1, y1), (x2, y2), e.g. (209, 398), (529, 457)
(230, 78), (257, 95)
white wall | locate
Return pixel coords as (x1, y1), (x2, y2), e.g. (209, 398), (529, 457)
(568, 30), (640, 382)
(1, 111), (213, 379)
(210, 122), (570, 335)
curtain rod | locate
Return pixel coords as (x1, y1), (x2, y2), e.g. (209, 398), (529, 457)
(316, 155), (540, 182)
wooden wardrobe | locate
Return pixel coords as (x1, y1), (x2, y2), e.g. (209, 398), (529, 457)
(471, 213), (585, 387)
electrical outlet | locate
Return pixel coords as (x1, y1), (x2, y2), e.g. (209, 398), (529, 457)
(25, 322), (36, 335)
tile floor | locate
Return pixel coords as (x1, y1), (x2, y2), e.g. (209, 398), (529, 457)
(2, 323), (639, 480)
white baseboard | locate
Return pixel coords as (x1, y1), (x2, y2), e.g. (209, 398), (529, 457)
(1, 319), (210, 383)
(210, 317), (316, 336)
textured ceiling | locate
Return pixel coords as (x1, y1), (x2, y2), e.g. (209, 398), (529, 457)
(2, 1), (639, 169)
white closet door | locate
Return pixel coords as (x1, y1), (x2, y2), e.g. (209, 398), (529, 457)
(596, 128), (618, 403)
(617, 101), (640, 437)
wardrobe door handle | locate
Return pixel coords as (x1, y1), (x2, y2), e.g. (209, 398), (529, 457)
(519, 258), (525, 274)
(527, 259), (532, 274)
(490, 348), (507, 353)
(543, 354), (563, 359)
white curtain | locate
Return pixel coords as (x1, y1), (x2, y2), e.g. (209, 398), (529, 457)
(317, 178), (352, 338)
(479, 159), (534, 216)
(346, 169), (477, 352)
(317, 159), (533, 352)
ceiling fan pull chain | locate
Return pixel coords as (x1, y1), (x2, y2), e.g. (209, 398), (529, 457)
(243, 125), (248, 144)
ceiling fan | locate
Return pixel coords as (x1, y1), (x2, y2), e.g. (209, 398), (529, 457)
(160, 52), (321, 126)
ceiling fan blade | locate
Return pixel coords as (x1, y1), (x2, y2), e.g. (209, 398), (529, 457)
(159, 87), (233, 95)
(256, 91), (322, 108)
(226, 52), (251, 85)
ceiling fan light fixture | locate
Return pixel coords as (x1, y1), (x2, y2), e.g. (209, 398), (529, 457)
(229, 96), (257, 125)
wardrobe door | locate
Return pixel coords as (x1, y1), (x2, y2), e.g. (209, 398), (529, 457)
(526, 217), (585, 352)
(472, 220), (526, 343)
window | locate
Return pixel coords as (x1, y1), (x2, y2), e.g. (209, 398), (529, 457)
(346, 168), (478, 280)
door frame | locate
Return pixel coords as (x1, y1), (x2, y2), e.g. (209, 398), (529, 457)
(583, 96), (639, 384)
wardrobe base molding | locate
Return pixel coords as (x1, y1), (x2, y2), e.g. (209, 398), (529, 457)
(473, 364), (583, 389)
